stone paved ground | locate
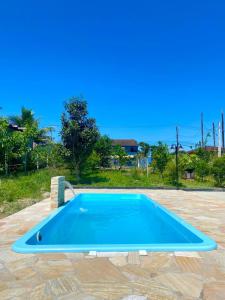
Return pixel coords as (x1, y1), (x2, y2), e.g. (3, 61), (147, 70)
(0, 189), (225, 300)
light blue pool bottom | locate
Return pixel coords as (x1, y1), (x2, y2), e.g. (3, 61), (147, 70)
(12, 193), (217, 253)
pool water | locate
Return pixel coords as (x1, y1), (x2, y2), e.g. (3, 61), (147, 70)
(12, 193), (217, 253)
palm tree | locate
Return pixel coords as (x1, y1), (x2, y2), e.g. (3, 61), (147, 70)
(10, 107), (51, 172)
(10, 107), (37, 127)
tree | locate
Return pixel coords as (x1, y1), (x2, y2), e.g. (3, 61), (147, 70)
(113, 145), (127, 170)
(139, 142), (150, 176)
(94, 135), (112, 168)
(0, 118), (15, 175)
(195, 147), (213, 161)
(193, 148), (212, 181)
(194, 159), (210, 181)
(14, 124), (39, 172)
(151, 142), (170, 177)
(10, 107), (37, 127)
(212, 156), (225, 186)
(61, 97), (99, 178)
(9, 107), (51, 172)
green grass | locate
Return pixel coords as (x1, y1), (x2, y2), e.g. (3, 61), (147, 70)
(0, 167), (218, 218)
(67, 169), (167, 187)
(0, 168), (70, 217)
(67, 169), (215, 189)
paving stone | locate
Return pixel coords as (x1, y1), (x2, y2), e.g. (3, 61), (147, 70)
(34, 260), (74, 280)
(65, 253), (85, 261)
(122, 295), (147, 300)
(5, 256), (38, 272)
(121, 265), (151, 281)
(131, 280), (178, 300)
(154, 273), (203, 298)
(58, 293), (97, 300)
(73, 258), (127, 283)
(0, 287), (31, 299)
(28, 283), (53, 300)
(140, 253), (171, 272)
(128, 252), (140, 265)
(203, 282), (225, 300)
(0, 281), (7, 292)
(109, 256), (128, 267)
(45, 275), (80, 297)
(175, 256), (203, 273)
(37, 253), (67, 261)
(80, 282), (132, 300)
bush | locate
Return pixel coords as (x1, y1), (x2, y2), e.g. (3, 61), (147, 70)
(164, 160), (183, 186)
(194, 159), (211, 181)
(85, 151), (101, 171)
(212, 156), (225, 187)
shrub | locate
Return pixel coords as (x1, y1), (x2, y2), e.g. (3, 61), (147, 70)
(212, 156), (225, 187)
(194, 159), (210, 181)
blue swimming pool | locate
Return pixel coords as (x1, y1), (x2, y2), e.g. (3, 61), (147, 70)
(12, 193), (217, 253)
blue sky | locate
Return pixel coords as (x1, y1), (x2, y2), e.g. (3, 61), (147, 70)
(0, 0), (224, 148)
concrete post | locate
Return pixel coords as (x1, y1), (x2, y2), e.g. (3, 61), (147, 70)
(50, 176), (65, 209)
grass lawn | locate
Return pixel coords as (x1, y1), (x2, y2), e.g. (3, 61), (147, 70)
(0, 168), (70, 218)
(67, 169), (215, 189)
(0, 167), (218, 218)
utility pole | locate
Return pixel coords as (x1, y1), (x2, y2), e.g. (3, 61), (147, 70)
(218, 122), (222, 158)
(171, 127), (182, 187)
(201, 112), (204, 148)
(222, 111), (224, 153)
(212, 122), (216, 148)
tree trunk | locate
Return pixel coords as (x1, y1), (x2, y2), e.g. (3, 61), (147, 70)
(24, 153), (27, 173)
(36, 154), (39, 170)
(74, 164), (80, 181)
(46, 154), (49, 168)
(146, 157), (149, 177)
(4, 152), (8, 176)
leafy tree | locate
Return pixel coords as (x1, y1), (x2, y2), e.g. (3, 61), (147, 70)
(10, 107), (37, 127)
(139, 142), (150, 176)
(61, 97), (99, 178)
(194, 159), (210, 181)
(95, 135), (112, 168)
(14, 124), (39, 172)
(85, 150), (101, 171)
(195, 147), (213, 161)
(9, 107), (51, 172)
(165, 159), (178, 185)
(47, 143), (70, 168)
(212, 156), (225, 186)
(113, 145), (127, 170)
(151, 142), (170, 177)
(0, 118), (15, 175)
(179, 153), (196, 173)
(192, 148), (213, 181)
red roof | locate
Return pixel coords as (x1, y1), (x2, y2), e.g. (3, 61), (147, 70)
(112, 139), (138, 147)
(188, 146), (225, 154)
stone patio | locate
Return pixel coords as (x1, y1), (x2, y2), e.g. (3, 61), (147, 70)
(0, 189), (225, 300)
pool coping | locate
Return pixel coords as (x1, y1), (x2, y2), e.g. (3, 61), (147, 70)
(12, 193), (217, 253)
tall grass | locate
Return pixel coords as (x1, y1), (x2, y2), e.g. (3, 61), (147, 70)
(0, 167), (216, 218)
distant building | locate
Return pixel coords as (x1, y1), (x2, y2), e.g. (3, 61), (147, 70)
(8, 123), (25, 132)
(112, 139), (138, 156)
(188, 146), (225, 154)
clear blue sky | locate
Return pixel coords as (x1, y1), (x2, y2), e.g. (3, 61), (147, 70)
(0, 0), (224, 148)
